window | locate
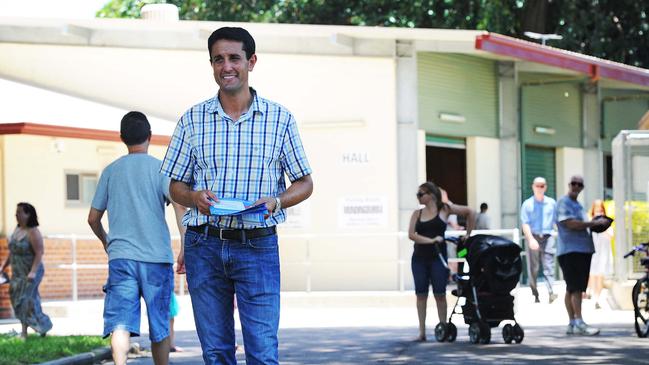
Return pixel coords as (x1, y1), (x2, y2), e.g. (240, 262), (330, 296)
(66, 173), (98, 205)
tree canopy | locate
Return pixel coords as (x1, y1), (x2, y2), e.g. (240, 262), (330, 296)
(96, 0), (649, 68)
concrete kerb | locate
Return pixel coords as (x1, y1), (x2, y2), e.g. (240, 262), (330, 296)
(38, 346), (111, 365)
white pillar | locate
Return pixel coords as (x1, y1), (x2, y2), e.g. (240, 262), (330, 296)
(467, 136), (502, 228)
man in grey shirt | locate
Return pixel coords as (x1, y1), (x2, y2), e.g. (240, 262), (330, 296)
(88, 112), (186, 365)
(475, 202), (491, 230)
(556, 175), (609, 336)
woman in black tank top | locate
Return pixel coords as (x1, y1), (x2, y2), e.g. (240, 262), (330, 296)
(413, 210), (448, 260)
(408, 181), (476, 341)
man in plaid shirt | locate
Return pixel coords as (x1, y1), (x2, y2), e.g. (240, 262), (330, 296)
(161, 27), (313, 365)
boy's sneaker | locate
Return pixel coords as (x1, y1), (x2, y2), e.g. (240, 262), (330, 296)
(566, 324), (575, 335)
(574, 322), (600, 336)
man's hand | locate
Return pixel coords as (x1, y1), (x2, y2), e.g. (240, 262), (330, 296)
(433, 236), (445, 244)
(176, 251), (186, 274)
(252, 196), (278, 219)
(528, 237), (540, 251)
(192, 190), (218, 215)
(27, 271), (36, 281)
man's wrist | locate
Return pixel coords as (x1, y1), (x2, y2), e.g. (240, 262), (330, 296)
(273, 196), (282, 213)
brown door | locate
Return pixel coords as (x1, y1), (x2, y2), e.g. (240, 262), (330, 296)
(425, 145), (467, 205)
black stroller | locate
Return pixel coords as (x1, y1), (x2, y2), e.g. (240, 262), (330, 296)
(434, 234), (525, 344)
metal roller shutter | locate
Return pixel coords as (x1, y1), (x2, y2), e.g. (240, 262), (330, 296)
(523, 146), (556, 200)
(417, 53), (497, 138)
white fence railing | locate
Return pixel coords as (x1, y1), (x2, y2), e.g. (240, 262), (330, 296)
(45, 234), (183, 301)
(44, 229), (521, 299)
(281, 228), (521, 293)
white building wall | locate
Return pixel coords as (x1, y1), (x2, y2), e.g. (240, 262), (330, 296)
(1, 54), (400, 291)
(256, 55), (400, 291)
(467, 136), (502, 228)
(556, 147), (585, 204)
(0, 134), (180, 237)
(0, 136), (5, 235)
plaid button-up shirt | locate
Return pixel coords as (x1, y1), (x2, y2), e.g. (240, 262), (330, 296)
(161, 89), (312, 228)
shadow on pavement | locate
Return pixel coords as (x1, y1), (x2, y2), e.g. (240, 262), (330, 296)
(276, 325), (646, 365)
(130, 324), (646, 364)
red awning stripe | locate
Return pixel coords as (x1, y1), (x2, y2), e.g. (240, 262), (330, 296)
(0, 122), (171, 145)
(475, 33), (649, 87)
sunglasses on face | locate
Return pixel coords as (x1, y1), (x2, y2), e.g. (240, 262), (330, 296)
(533, 184), (546, 188)
(416, 192), (428, 198)
(570, 181), (584, 188)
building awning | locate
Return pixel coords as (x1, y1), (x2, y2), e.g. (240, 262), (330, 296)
(476, 33), (649, 87)
(0, 77), (174, 144)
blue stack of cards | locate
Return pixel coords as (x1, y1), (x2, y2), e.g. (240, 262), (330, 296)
(209, 198), (268, 225)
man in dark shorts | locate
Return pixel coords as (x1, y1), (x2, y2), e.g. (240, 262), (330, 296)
(556, 175), (609, 336)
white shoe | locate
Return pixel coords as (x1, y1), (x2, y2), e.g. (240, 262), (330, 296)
(574, 322), (600, 336)
(566, 324), (575, 335)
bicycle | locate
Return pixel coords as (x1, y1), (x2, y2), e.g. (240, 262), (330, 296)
(623, 241), (649, 338)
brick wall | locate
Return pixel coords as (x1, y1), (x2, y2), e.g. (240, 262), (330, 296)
(0, 237), (186, 318)
(0, 239), (11, 319)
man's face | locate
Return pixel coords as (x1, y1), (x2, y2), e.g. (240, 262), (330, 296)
(568, 177), (584, 197)
(210, 40), (256, 95)
(532, 180), (547, 195)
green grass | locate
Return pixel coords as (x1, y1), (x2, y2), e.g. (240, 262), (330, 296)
(0, 334), (109, 365)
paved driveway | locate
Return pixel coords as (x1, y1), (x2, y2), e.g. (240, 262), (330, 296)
(118, 323), (646, 365)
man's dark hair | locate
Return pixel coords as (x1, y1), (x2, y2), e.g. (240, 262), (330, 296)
(208, 27), (256, 60)
(480, 202), (488, 212)
(120, 111), (151, 146)
(17, 202), (39, 227)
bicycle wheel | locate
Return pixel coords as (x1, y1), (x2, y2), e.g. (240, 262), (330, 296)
(632, 279), (649, 338)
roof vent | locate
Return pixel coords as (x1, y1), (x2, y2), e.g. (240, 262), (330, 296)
(141, 4), (179, 21)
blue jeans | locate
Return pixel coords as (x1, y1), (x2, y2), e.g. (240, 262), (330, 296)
(103, 259), (172, 342)
(184, 229), (280, 365)
(411, 255), (449, 295)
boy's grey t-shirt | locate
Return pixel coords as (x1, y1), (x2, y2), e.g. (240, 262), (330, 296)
(555, 195), (594, 256)
(91, 154), (173, 264)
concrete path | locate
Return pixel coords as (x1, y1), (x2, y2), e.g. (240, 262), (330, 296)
(1, 283), (644, 364)
(112, 323), (647, 365)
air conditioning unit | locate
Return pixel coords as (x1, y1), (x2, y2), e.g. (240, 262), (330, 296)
(141, 4), (179, 22)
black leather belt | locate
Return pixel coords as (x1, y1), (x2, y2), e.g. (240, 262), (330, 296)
(188, 224), (276, 241)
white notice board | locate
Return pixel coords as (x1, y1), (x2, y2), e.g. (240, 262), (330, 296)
(338, 196), (388, 228)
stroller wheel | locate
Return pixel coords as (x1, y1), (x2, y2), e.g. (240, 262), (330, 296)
(513, 323), (524, 343)
(479, 322), (491, 344)
(447, 322), (457, 342)
(434, 322), (448, 342)
(468, 322), (481, 344)
(502, 324), (514, 344)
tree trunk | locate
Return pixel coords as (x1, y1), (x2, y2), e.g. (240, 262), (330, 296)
(521, 0), (549, 33)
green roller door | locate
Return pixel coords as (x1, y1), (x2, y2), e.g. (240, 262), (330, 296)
(521, 77), (581, 148)
(523, 146), (556, 200)
(522, 145), (559, 285)
(601, 89), (649, 153)
(417, 53), (498, 138)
